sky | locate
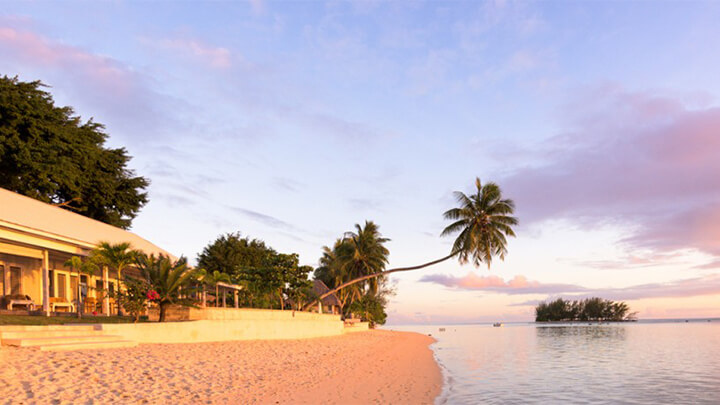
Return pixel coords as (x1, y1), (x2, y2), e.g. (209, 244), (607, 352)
(1, 0), (719, 324)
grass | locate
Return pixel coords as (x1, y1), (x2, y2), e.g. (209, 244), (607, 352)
(0, 314), (141, 325)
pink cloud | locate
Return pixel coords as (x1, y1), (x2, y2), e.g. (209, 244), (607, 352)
(420, 272), (584, 295)
(422, 272), (720, 302)
(0, 26), (183, 138)
(0, 27), (136, 95)
(501, 86), (720, 259)
(148, 37), (232, 69)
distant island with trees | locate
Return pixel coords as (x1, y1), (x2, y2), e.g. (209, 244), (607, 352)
(535, 297), (637, 322)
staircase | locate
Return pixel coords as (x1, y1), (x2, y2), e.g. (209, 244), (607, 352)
(0, 325), (137, 351)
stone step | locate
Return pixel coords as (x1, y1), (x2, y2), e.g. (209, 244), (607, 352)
(2, 335), (125, 347)
(0, 330), (108, 339)
(0, 324), (98, 332)
(39, 340), (138, 352)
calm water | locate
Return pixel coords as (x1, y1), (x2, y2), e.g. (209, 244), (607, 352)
(390, 321), (720, 404)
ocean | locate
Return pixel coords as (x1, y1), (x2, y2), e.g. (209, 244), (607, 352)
(390, 320), (720, 404)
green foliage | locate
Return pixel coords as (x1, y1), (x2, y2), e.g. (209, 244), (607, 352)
(134, 254), (201, 322)
(535, 297), (635, 322)
(441, 178), (518, 268)
(313, 221), (390, 316)
(197, 232), (313, 309)
(0, 76), (149, 229)
(197, 233), (274, 277)
(349, 291), (389, 327)
(118, 277), (149, 323)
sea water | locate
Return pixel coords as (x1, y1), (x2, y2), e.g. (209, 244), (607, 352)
(390, 320), (720, 404)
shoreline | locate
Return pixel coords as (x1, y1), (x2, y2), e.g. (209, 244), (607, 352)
(0, 329), (441, 404)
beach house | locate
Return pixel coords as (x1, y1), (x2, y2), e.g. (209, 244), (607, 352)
(0, 187), (173, 315)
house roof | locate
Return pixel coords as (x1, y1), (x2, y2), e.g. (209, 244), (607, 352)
(0, 187), (174, 259)
(313, 279), (341, 306)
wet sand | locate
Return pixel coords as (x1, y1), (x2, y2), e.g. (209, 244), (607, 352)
(0, 330), (441, 404)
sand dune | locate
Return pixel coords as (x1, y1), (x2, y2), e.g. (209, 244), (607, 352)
(0, 330), (440, 404)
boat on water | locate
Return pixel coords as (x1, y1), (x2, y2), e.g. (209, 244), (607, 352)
(493, 322), (503, 327)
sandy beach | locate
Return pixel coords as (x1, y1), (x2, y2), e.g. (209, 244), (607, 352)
(0, 330), (441, 404)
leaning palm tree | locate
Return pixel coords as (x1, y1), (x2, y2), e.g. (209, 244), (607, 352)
(304, 178), (517, 311)
(91, 242), (138, 316)
(63, 256), (98, 319)
(136, 254), (201, 322)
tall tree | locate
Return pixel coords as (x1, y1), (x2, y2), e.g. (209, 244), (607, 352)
(305, 178), (517, 310)
(0, 76), (148, 228)
(197, 233), (274, 278)
(313, 222), (390, 315)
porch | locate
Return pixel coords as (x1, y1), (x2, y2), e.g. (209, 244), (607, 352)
(0, 249), (120, 316)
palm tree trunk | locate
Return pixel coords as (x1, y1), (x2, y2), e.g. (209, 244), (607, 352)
(303, 252), (458, 311)
(159, 302), (169, 322)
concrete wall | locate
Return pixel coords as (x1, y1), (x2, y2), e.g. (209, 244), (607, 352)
(101, 315), (346, 344)
(148, 306), (342, 322)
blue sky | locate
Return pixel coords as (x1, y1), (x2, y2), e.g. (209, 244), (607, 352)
(2, 1), (720, 323)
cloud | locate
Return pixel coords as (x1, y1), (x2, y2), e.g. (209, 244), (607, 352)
(696, 260), (720, 270)
(142, 37), (232, 68)
(420, 272), (584, 295)
(0, 25), (179, 138)
(421, 272), (720, 303)
(226, 206), (296, 230)
(501, 86), (720, 258)
(561, 251), (688, 270)
(347, 198), (383, 211)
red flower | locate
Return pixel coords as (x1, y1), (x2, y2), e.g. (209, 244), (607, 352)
(92, 311), (97, 316)
(146, 290), (160, 301)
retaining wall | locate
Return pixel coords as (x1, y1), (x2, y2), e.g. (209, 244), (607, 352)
(102, 308), (345, 343)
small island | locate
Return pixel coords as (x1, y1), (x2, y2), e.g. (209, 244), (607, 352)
(535, 297), (637, 322)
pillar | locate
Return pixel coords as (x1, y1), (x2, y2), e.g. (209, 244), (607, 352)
(234, 290), (238, 308)
(222, 290), (227, 308)
(102, 265), (110, 316)
(42, 249), (50, 316)
(202, 285), (207, 308)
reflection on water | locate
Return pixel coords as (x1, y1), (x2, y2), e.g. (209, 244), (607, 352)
(391, 322), (720, 404)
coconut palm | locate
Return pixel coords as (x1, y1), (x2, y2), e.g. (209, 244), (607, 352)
(135, 254), (201, 322)
(91, 241), (139, 316)
(304, 178), (517, 310)
(63, 256), (98, 318)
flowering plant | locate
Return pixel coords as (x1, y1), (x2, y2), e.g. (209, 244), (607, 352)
(92, 311), (97, 316)
(146, 290), (161, 301)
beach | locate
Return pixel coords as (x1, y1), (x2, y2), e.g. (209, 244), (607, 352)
(0, 330), (441, 404)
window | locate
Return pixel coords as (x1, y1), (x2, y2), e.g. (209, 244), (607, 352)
(57, 273), (67, 299)
(70, 276), (78, 301)
(10, 266), (21, 295)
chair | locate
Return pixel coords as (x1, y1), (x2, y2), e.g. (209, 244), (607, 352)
(84, 297), (97, 313)
(49, 297), (75, 312)
(2, 294), (35, 311)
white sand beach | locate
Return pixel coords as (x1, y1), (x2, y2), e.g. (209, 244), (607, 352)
(0, 330), (441, 404)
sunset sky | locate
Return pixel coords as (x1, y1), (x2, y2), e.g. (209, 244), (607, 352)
(2, 1), (719, 323)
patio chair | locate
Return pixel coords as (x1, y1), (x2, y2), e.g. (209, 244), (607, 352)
(49, 297), (75, 312)
(1, 294), (36, 311)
